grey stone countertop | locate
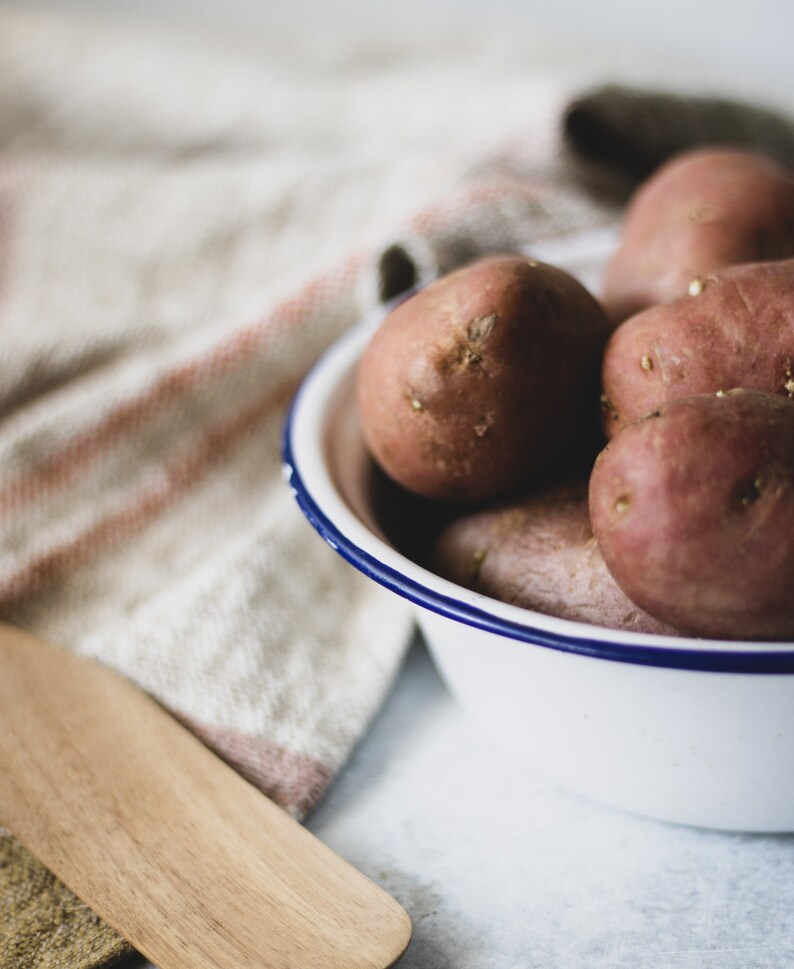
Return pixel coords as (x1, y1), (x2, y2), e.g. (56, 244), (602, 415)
(144, 631), (794, 969)
(309, 636), (794, 969)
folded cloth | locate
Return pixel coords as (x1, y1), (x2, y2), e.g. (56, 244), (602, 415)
(564, 83), (794, 185)
(1, 8), (793, 968)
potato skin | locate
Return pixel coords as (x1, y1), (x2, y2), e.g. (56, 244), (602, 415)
(589, 390), (794, 640)
(600, 258), (794, 437)
(357, 255), (610, 503)
(431, 479), (677, 635)
(603, 148), (794, 323)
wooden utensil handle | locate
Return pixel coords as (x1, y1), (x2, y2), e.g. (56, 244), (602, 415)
(0, 623), (411, 969)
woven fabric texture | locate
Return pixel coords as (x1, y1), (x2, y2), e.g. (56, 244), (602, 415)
(1, 7), (793, 968)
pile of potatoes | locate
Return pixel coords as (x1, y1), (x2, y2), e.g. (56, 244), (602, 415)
(356, 147), (794, 641)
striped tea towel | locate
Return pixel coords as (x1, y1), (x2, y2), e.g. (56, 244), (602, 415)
(2, 8), (794, 967)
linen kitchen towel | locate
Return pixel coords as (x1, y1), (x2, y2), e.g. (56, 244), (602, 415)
(1, 8), (793, 967)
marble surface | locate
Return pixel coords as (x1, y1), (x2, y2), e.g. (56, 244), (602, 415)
(138, 633), (794, 969)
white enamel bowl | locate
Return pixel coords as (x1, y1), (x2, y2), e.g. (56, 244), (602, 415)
(282, 232), (794, 832)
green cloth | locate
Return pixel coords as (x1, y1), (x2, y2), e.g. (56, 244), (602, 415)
(0, 832), (134, 969)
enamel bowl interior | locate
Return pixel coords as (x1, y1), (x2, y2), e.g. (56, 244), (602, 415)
(283, 230), (794, 832)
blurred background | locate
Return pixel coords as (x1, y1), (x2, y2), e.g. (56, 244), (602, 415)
(6, 0), (794, 100)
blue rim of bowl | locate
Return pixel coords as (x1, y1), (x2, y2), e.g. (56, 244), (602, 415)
(282, 378), (794, 677)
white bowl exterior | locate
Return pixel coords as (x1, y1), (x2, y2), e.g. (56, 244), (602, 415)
(285, 228), (794, 831)
(418, 610), (794, 831)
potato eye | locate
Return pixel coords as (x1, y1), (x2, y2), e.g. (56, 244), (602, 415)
(735, 475), (763, 509)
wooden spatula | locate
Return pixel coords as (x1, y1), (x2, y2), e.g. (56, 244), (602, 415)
(0, 623), (411, 969)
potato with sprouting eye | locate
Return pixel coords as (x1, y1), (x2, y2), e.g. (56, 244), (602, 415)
(600, 257), (794, 436)
(589, 389), (794, 640)
(356, 254), (610, 504)
(602, 147), (794, 323)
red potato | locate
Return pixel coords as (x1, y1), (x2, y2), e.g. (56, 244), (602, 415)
(600, 258), (794, 437)
(603, 148), (794, 323)
(589, 390), (794, 640)
(431, 479), (678, 635)
(357, 255), (610, 504)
